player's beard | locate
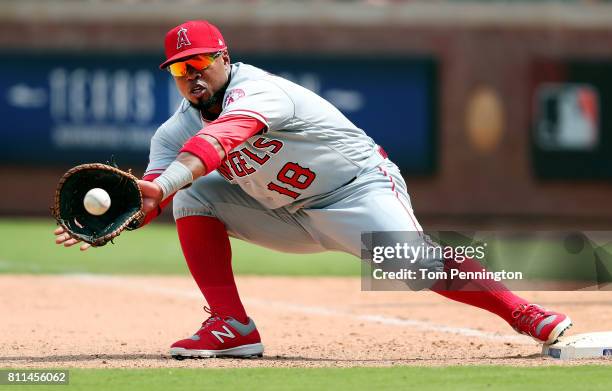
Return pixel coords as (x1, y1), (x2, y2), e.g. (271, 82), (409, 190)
(189, 79), (230, 114)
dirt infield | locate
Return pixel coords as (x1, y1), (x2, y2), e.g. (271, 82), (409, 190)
(1, 275), (611, 368)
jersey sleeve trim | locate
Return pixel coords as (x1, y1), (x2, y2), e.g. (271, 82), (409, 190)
(221, 109), (268, 128)
(198, 114), (266, 155)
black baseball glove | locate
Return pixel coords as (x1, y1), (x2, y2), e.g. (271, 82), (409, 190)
(52, 163), (145, 247)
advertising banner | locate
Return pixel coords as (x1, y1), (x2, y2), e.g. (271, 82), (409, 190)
(0, 52), (436, 174)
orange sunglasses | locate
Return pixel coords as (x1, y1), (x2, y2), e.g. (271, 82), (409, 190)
(167, 52), (222, 77)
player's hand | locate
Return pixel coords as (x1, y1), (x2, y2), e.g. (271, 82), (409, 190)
(54, 226), (91, 251)
(138, 180), (163, 214)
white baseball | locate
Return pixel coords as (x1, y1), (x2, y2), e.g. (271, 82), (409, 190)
(83, 188), (111, 216)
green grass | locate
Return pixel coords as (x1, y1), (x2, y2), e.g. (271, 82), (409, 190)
(0, 218), (358, 276)
(7, 366), (612, 391)
(3, 218), (611, 281)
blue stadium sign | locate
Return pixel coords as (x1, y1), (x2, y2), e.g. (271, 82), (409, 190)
(0, 52), (436, 174)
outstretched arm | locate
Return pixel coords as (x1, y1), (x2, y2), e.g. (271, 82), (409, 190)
(140, 115), (265, 214)
(139, 134), (224, 214)
(54, 114), (264, 249)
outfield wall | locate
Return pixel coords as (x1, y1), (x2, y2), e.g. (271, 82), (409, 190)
(2, 2), (611, 226)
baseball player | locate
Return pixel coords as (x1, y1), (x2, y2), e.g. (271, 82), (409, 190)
(54, 20), (571, 359)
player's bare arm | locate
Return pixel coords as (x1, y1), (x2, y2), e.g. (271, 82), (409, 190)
(139, 135), (225, 215)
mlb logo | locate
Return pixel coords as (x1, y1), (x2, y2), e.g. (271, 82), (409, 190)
(535, 83), (599, 151)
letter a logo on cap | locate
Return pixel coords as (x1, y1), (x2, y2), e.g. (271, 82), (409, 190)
(176, 27), (191, 50)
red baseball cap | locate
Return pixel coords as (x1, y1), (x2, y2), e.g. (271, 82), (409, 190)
(159, 20), (227, 69)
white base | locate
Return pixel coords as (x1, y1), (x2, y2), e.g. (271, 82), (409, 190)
(542, 332), (612, 359)
(170, 343), (264, 359)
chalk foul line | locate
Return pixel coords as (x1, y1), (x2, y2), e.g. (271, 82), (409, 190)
(66, 274), (533, 344)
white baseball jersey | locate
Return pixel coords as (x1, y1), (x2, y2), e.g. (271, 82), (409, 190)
(146, 62), (385, 210)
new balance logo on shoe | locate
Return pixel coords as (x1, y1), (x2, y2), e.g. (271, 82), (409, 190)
(170, 308), (263, 359)
(211, 325), (236, 343)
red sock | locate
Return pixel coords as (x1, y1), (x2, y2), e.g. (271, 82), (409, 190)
(431, 258), (528, 324)
(176, 216), (248, 323)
